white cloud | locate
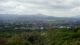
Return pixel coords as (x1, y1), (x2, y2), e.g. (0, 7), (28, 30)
(0, 0), (80, 17)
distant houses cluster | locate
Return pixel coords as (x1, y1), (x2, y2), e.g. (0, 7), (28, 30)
(0, 22), (80, 30)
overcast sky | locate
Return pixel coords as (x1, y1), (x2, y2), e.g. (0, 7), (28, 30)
(0, 0), (80, 17)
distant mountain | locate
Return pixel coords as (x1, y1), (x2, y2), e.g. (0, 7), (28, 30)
(72, 15), (80, 18)
(0, 14), (49, 22)
(0, 14), (79, 23)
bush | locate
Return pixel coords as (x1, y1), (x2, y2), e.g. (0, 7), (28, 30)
(21, 40), (31, 45)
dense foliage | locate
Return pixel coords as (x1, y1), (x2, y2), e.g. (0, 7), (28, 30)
(0, 28), (80, 45)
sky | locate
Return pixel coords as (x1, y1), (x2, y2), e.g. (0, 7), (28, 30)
(0, 0), (80, 17)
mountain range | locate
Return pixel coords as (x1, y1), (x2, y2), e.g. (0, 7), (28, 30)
(0, 14), (79, 23)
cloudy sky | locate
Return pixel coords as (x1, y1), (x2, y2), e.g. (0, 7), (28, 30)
(0, 0), (80, 17)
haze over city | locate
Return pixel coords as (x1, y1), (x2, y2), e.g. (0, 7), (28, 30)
(0, 0), (80, 17)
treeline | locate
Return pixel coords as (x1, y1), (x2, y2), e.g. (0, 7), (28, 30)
(0, 28), (80, 45)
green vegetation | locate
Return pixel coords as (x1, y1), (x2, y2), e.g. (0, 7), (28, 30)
(0, 28), (80, 45)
